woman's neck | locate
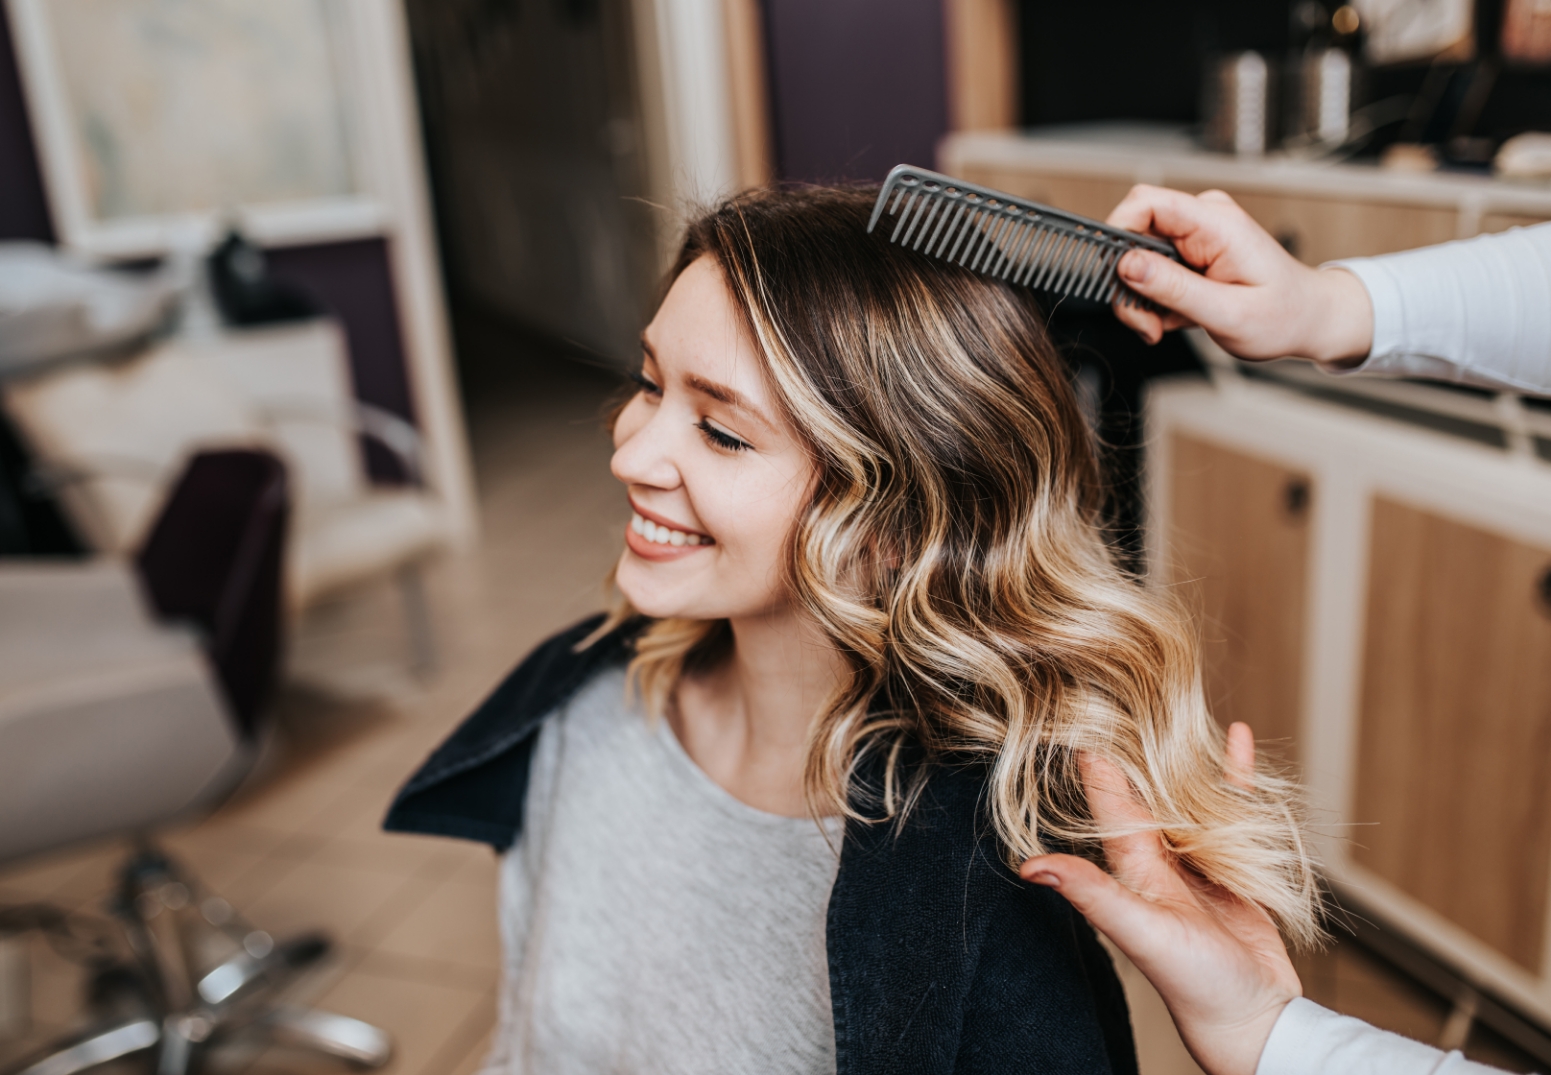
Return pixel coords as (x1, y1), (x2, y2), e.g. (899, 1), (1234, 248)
(670, 607), (846, 818)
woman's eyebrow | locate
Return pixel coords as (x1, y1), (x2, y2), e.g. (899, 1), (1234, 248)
(641, 332), (765, 420)
(686, 374), (755, 415)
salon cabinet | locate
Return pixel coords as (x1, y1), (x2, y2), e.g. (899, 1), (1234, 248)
(1353, 499), (1551, 975)
(1166, 434), (1312, 763)
(1146, 364), (1551, 1024)
(940, 125), (1551, 261)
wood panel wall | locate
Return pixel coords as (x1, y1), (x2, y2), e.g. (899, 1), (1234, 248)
(943, 0), (1018, 132)
(723, 0), (773, 189)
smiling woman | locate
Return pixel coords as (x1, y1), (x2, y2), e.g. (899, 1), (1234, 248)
(385, 186), (1319, 1075)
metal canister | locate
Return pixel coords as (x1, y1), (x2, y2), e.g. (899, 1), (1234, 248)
(1202, 52), (1275, 157)
(1290, 46), (1355, 148)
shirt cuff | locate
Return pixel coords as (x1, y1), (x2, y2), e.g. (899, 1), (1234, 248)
(1320, 259), (1399, 376)
(1256, 997), (1469, 1075)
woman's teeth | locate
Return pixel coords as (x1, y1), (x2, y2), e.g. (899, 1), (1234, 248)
(631, 513), (709, 547)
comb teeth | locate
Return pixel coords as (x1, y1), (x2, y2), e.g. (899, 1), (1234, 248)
(867, 165), (1185, 311)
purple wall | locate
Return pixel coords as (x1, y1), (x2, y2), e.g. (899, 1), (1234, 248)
(0, 4), (53, 243)
(266, 240), (416, 482)
(762, 0), (949, 183)
(0, 5), (416, 483)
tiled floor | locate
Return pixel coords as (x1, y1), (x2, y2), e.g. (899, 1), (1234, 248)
(0, 321), (1539, 1074)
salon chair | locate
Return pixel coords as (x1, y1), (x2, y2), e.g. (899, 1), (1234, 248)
(0, 449), (391, 1075)
(1, 321), (450, 674)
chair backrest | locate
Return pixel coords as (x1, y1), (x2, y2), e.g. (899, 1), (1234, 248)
(2, 321), (362, 555)
(135, 450), (289, 737)
(2, 342), (267, 552)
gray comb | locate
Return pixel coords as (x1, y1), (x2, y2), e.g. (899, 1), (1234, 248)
(867, 165), (1183, 309)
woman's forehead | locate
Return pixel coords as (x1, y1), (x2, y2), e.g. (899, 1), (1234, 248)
(646, 257), (771, 411)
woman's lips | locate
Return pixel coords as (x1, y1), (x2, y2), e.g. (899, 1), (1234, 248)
(625, 505), (714, 561)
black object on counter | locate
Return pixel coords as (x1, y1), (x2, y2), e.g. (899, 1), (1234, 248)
(207, 230), (322, 327)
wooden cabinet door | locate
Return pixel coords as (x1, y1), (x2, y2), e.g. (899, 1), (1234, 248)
(1354, 498), (1551, 973)
(1166, 434), (1313, 761)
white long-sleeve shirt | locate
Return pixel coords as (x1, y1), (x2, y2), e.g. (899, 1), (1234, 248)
(1252, 225), (1551, 1075)
(1330, 221), (1551, 396)
(1257, 999), (1502, 1075)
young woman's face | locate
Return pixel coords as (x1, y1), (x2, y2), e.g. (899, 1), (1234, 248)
(611, 256), (815, 621)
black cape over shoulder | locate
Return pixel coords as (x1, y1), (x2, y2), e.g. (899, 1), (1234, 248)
(385, 616), (1138, 1075)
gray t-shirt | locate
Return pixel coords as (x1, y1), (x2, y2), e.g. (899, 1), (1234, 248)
(479, 668), (842, 1075)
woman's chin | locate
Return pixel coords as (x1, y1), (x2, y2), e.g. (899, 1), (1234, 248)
(615, 551), (700, 620)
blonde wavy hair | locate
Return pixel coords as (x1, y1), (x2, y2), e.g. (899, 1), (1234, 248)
(601, 186), (1320, 948)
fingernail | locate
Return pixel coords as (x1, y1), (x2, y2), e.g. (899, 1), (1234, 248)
(1120, 251), (1152, 284)
(1029, 871), (1061, 889)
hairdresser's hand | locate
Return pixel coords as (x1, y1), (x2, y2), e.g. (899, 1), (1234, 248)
(1019, 723), (1300, 1075)
(1105, 184), (1374, 366)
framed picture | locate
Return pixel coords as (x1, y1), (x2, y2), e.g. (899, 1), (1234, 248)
(5, 0), (388, 257)
(6, 0), (479, 542)
(1355, 0), (1476, 65)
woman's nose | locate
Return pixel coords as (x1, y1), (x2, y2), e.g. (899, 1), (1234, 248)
(610, 399), (682, 491)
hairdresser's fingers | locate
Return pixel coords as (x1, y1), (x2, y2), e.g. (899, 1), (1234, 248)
(1023, 852), (1297, 992)
(1113, 301), (1164, 344)
(1079, 754), (1192, 899)
(1225, 722), (1255, 790)
(1110, 187), (1262, 271)
(1020, 853), (1188, 963)
(1111, 186), (1296, 283)
(1106, 184), (1217, 241)
(1023, 854), (1293, 1011)
(1112, 296), (1196, 345)
(1029, 855), (1301, 1075)
(1079, 753), (1152, 828)
(1117, 250), (1251, 331)
(1105, 184), (1167, 234)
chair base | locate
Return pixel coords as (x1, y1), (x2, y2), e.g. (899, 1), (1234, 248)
(1, 848), (391, 1075)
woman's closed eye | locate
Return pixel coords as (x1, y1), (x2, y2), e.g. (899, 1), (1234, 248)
(629, 368), (662, 397)
(697, 417), (751, 452)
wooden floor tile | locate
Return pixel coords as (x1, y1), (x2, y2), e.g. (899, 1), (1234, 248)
(0, 842), (117, 907)
(1333, 943), (1450, 1045)
(372, 855), (502, 975)
(444, 1023), (496, 1075)
(237, 858), (432, 952)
